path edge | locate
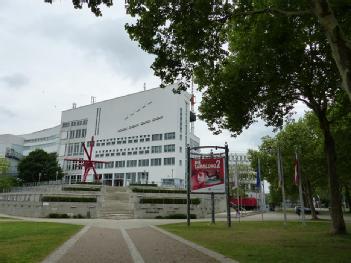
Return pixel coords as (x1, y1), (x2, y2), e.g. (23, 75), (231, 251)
(41, 224), (91, 263)
(150, 225), (238, 263)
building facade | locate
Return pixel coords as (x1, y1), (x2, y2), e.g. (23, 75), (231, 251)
(0, 85), (200, 187)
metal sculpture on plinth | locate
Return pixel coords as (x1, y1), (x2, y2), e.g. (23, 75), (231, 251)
(64, 136), (108, 182)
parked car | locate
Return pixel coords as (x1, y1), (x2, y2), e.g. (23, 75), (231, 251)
(295, 206), (319, 216)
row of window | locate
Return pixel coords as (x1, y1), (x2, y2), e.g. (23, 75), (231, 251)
(93, 157), (177, 169)
(62, 119), (88, 128)
(24, 135), (57, 144)
(66, 142), (84, 156)
(66, 129), (87, 140)
(95, 132), (176, 147)
(95, 144), (180, 157)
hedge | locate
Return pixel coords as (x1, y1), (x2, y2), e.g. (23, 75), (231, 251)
(155, 214), (197, 219)
(42, 196), (97, 202)
(131, 188), (187, 194)
(62, 187), (101, 192)
(48, 213), (70, 218)
(140, 198), (200, 205)
(129, 183), (158, 187)
(76, 182), (102, 185)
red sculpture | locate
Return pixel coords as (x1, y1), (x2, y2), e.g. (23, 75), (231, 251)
(64, 136), (108, 182)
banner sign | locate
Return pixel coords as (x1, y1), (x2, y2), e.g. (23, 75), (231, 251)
(191, 157), (225, 193)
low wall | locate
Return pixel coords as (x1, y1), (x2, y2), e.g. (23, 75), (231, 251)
(131, 192), (226, 219)
(0, 193), (99, 218)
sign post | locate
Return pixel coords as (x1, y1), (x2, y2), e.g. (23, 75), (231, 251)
(187, 145), (230, 227)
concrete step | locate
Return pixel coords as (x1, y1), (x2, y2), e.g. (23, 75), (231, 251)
(98, 213), (134, 220)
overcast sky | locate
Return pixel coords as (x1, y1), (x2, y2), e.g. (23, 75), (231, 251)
(0, 0), (307, 153)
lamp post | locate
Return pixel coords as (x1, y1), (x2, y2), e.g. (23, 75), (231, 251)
(38, 172), (42, 184)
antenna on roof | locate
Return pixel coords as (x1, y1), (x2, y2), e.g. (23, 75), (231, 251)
(143, 83), (146, 91)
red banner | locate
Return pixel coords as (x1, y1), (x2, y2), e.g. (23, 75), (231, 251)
(191, 157), (225, 193)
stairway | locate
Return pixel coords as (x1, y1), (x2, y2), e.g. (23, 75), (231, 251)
(97, 186), (134, 220)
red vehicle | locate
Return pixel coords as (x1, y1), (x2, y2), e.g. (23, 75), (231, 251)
(230, 198), (257, 210)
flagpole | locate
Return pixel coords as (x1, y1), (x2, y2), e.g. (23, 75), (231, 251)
(258, 158), (263, 221)
(235, 156), (240, 222)
(278, 147), (287, 225)
(295, 150), (305, 225)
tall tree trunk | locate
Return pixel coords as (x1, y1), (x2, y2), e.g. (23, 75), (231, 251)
(311, 0), (351, 101)
(345, 185), (351, 213)
(318, 112), (346, 234)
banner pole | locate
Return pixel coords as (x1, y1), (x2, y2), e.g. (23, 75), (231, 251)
(187, 145), (191, 226)
(278, 147), (288, 225)
(225, 143), (231, 227)
(211, 192), (215, 224)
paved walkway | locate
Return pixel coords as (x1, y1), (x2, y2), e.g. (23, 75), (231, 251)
(2, 211), (350, 263)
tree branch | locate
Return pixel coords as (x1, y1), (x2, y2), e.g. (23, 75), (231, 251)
(235, 7), (312, 17)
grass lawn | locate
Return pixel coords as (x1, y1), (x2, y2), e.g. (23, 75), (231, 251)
(0, 221), (82, 263)
(160, 221), (351, 263)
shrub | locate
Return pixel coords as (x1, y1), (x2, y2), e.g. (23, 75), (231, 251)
(42, 196), (97, 202)
(140, 198), (200, 205)
(62, 187), (100, 192)
(129, 183), (158, 187)
(131, 188), (186, 194)
(155, 214), (197, 219)
(48, 213), (70, 218)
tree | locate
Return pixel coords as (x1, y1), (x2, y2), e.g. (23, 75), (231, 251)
(0, 176), (19, 193)
(50, 0), (351, 233)
(47, 1), (351, 100)
(0, 157), (10, 174)
(17, 149), (63, 183)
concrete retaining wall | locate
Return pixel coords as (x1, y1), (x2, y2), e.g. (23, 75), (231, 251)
(0, 193), (99, 218)
(131, 192), (226, 219)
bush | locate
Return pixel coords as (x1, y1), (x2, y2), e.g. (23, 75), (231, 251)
(76, 182), (102, 185)
(140, 198), (200, 205)
(42, 196), (97, 202)
(155, 214), (197, 219)
(73, 214), (84, 219)
(48, 213), (70, 218)
(131, 188), (187, 194)
(62, 187), (101, 192)
(129, 183), (158, 187)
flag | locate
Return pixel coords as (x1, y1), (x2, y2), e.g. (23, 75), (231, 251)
(256, 167), (261, 189)
(294, 158), (299, 186)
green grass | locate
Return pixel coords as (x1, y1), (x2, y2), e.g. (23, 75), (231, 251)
(160, 221), (351, 263)
(0, 221), (82, 263)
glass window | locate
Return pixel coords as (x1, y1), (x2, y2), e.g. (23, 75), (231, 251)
(105, 161), (114, 169)
(70, 130), (75, 139)
(115, 161), (125, 168)
(73, 143), (80, 155)
(75, 129), (81, 138)
(151, 158), (162, 166)
(164, 132), (175, 140)
(151, 145), (162, 153)
(164, 144), (175, 153)
(138, 159), (149, 167)
(127, 160), (137, 167)
(152, 134), (162, 141)
(81, 129), (87, 138)
(164, 157), (175, 166)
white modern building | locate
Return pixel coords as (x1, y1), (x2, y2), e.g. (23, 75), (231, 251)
(0, 84), (200, 187)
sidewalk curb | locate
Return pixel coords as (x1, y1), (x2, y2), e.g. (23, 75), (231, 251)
(41, 224), (91, 263)
(150, 225), (238, 263)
